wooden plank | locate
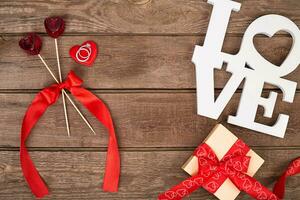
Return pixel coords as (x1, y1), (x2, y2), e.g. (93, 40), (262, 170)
(0, 35), (297, 89)
(0, 92), (299, 148)
(1, 0), (300, 34)
(0, 149), (299, 199)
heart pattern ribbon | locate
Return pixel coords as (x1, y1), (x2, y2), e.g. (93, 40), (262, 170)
(69, 41), (98, 67)
(20, 71), (120, 198)
(273, 157), (300, 199)
(158, 140), (279, 200)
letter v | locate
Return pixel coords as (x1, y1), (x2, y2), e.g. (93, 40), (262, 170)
(192, 0), (243, 119)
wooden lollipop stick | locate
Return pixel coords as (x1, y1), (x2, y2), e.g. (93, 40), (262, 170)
(54, 39), (63, 81)
(38, 54), (96, 135)
(38, 54), (59, 82)
(62, 90), (96, 135)
(54, 38), (70, 137)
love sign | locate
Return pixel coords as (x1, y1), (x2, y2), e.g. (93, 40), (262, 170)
(192, 0), (300, 138)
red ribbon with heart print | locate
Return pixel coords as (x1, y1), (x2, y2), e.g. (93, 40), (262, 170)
(273, 157), (300, 199)
(159, 140), (280, 200)
(20, 71), (120, 198)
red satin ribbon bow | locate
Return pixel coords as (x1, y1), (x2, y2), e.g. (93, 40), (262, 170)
(159, 140), (279, 200)
(20, 71), (120, 198)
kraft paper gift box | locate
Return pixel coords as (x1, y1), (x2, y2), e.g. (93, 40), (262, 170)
(182, 124), (264, 200)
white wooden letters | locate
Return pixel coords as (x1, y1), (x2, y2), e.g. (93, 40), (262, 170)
(193, 0), (300, 138)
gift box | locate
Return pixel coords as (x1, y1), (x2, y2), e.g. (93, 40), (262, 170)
(182, 124), (264, 200)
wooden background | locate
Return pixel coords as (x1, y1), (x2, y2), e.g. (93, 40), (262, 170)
(0, 0), (299, 199)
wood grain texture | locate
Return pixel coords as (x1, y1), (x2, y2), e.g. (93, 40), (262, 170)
(1, 0), (300, 199)
(0, 35), (296, 89)
(0, 92), (299, 148)
(0, 149), (299, 200)
(1, 0), (300, 34)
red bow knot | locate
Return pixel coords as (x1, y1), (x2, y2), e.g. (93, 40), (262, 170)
(20, 71), (120, 198)
(51, 71), (83, 94)
(158, 141), (280, 200)
(58, 71), (83, 89)
(37, 71), (82, 106)
(192, 143), (252, 194)
(197, 151), (250, 177)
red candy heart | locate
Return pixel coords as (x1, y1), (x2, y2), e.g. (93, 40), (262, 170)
(44, 16), (65, 38)
(19, 33), (42, 55)
(69, 41), (98, 67)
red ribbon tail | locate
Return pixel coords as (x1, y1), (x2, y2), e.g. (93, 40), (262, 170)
(231, 173), (279, 200)
(20, 148), (49, 198)
(103, 134), (120, 192)
(20, 89), (58, 198)
(273, 174), (286, 199)
(158, 175), (205, 200)
(273, 157), (300, 199)
(69, 87), (120, 192)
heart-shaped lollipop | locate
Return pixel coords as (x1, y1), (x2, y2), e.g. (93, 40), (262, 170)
(44, 16), (65, 38)
(69, 41), (98, 67)
(44, 16), (72, 137)
(19, 33), (42, 55)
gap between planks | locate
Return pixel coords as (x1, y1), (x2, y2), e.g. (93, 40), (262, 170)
(0, 33), (293, 37)
(0, 88), (294, 94)
(0, 146), (299, 152)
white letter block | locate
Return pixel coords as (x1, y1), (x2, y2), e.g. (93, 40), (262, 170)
(228, 15), (300, 138)
(192, 0), (242, 119)
(193, 0), (300, 137)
